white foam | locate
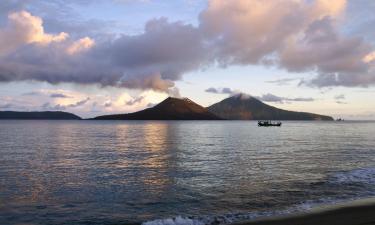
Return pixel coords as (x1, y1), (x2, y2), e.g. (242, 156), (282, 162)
(142, 216), (205, 225)
(143, 167), (375, 225)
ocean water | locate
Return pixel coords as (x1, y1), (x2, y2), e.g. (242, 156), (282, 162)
(0, 120), (374, 225)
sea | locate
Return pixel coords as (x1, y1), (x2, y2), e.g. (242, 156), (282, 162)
(0, 120), (374, 225)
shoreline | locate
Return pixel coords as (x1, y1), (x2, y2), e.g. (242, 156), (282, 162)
(234, 198), (375, 225)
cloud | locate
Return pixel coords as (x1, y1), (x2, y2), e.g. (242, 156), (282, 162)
(205, 87), (236, 94)
(205, 87), (219, 93)
(0, 103), (13, 109)
(0, 0), (374, 92)
(200, 0), (374, 87)
(125, 96), (144, 106)
(0, 12), (204, 93)
(22, 91), (41, 96)
(50, 93), (71, 98)
(41, 102), (65, 111)
(334, 94), (347, 104)
(66, 37), (95, 55)
(104, 100), (112, 108)
(363, 51), (375, 63)
(335, 100), (347, 104)
(22, 90), (72, 98)
(266, 78), (299, 86)
(0, 11), (68, 55)
(68, 97), (90, 107)
(200, 0), (346, 64)
(42, 97), (90, 111)
(146, 102), (156, 108)
(335, 94), (345, 100)
(256, 93), (315, 103)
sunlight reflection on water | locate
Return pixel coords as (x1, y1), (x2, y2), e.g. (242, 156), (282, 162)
(0, 120), (375, 225)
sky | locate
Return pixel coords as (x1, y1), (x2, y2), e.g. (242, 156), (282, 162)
(0, 0), (375, 119)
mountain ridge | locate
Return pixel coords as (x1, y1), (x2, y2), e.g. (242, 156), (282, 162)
(93, 97), (222, 120)
(207, 93), (333, 121)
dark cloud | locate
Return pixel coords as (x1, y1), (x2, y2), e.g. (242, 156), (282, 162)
(22, 91), (41, 96)
(50, 93), (71, 98)
(205, 87), (219, 93)
(282, 16), (374, 87)
(42, 102), (66, 111)
(205, 87), (235, 94)
(335, 94), (345, 100)
(42, 97), (90, 111)
(22, 91), (71, 98)
(68, 97), (90, 107)
(266, 78), (299, 86)
(146, 102), (156, 108)
(0, 103), (13, 109)
(336, 100), (347, 104)
(334, 94), (347, 104)
(125, 96), (144, 106)
(256, 93), (315, 103)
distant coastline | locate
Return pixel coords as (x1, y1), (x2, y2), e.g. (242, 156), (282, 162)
(1, 94), (334, 121)
(0, 111), (81, 120)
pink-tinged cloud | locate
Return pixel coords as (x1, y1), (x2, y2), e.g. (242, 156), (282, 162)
(0, 0), (374, 91)
(0, 11), (68, 55)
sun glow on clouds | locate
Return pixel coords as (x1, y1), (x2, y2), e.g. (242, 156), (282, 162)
(102, 90), (167, 113)
(0, 0), (374, 118)
(66, 37), (95, 55)
(0, 86), (168, 118)
(0, 10), (94, 56)
(7, 11), (68, 44)
(363, 52), (375, 63)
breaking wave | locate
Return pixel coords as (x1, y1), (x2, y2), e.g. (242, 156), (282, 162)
(328, 167), (375, 185)
(142, 167), (375, 225)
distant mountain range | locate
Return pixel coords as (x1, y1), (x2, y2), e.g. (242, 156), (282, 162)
(208, 94), (333, 121)
(0, 111), (81, 120)
(94, 97), (221, 120)
(0, 94), (334, 120)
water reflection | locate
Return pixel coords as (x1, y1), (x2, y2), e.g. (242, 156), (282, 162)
(141, 123), (171, 187)
(1, 121), (375, 225)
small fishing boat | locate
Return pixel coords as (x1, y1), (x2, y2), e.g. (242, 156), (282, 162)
(258, 120), (282, 127)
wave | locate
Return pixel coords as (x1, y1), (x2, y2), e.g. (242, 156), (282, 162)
(142, 167), (375, 225)
(328, 167), (375, 185)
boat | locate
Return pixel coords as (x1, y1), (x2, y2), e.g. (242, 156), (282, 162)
(258, 120), (282, 127)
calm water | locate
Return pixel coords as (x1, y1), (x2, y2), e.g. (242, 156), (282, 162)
(0, 121), (374, 225)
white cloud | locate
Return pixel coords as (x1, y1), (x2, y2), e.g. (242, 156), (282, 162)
(0, 11), (68, 55)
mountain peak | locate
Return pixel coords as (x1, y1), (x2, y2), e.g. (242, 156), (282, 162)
(208, 95), (333, 120)
(231, 93), (253, 100)
(95, 97), (221, 120)
(163, 96), (193, 103)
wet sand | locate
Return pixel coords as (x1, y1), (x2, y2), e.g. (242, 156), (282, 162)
(235, 198), (375, 225)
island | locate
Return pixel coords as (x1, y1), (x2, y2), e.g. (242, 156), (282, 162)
(0, 111), (81, 120)
(93, 97), (221, 120)
(208, 94), (333, 121)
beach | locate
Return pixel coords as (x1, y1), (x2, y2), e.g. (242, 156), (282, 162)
(236, 199), (375, 225)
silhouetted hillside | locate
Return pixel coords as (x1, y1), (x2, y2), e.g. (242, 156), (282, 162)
(0, 111), (81, 120)
(207, 94), (333, 120)
(94, 97), (222, 120)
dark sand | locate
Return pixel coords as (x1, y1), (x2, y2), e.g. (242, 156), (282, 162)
(235, 198), (375, 225)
